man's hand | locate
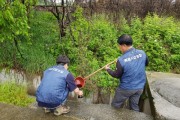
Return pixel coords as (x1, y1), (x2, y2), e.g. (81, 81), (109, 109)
(78, 90), (83, 96)
(78, 90), (83, 98)
(104, 64), (110, 70)
(74, 88), (83, 96)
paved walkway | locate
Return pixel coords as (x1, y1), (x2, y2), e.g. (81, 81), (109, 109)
(0, 100), (153, 120)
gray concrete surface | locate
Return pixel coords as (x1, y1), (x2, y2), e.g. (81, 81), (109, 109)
(0, 100), (153, 120)
(0, 102), (78, 120)
(147, 72), (180, 120)
(151, 78), (180, 107)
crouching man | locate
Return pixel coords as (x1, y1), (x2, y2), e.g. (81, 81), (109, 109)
(36, 55), (83, 116)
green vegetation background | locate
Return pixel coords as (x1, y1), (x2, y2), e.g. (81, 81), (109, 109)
(0, 1), (180, 106)
(0, 3), (180, 91)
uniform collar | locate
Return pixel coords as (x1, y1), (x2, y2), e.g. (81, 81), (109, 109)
(124, 47), (134, 54)
(57, 64), (64, 68)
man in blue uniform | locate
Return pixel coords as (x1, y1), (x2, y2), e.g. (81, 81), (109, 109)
(36, 55), (83, 115)
(105, 34), (148, 111)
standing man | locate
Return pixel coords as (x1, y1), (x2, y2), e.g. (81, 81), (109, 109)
(36, 55), (83, 116)
(105, 34), (148, 111)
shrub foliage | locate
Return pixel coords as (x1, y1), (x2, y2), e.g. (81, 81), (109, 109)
(0, 82), (35, 106)
(0, 5), (179, 91)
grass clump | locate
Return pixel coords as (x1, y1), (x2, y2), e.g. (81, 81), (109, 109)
(0, 81), (35, 107)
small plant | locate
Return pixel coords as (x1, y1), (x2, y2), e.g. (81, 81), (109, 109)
(0, 81), (35, 107)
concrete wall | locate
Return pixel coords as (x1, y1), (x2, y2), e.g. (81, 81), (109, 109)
(147, 72), (180, 120)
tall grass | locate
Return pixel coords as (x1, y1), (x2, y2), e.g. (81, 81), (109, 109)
(0, 81), (35, 106)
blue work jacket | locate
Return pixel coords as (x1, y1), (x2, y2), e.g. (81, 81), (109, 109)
(118, 47), (147, 89)
(36, 65), (69, 105)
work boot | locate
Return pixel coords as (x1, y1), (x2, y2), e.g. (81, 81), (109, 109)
(54, 105), (70, 116)
(43, 107), (51, 113)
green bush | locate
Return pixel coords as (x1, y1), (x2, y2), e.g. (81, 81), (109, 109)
(0, 5), (179, 93)
(63, 7), (119, 90)
(119, 14), (180, 73)
(0, 10), (58, 74)
(0, 81), (35, 106)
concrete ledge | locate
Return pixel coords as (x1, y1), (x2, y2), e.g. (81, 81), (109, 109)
(147, 72), (180, 120)
(151, 90), (180, 120)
